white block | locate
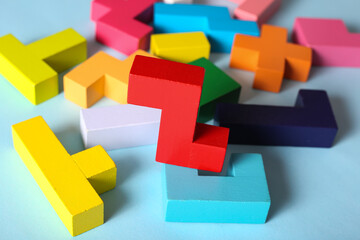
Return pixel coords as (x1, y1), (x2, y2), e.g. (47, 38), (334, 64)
(80, 104), (161, 150)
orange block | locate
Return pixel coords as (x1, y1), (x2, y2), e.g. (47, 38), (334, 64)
(64, 50), (154, 108)
(230, 24), (312, 92)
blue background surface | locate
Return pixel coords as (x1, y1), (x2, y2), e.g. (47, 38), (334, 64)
(1, 0), (360, 239)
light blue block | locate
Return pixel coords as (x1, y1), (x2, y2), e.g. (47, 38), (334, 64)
(154, 3), (260, 53)
(162, 153), (271, 223)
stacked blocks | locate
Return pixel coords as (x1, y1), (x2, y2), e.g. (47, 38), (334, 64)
(128, 55), (229, 172)
(64, 50), (154, 108)
(12, 116), (116, 236)
(189, 58), (241, 123)
(154, 3), (259, 53)
(0, 28), (86, 105)
(163, 153), (270, 223)
(80, 104), (161, 150)
(292, 18), (360, 67)
(91, 0), (157, 55)
(215, 89), (338, 147)
(230, 24), (312, 92)
(150, 32), (210, 63)
(229, 0), (281, 25)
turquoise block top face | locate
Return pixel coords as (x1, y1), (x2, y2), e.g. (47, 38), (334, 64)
(162, 154), (271, 223)
(153, 3), (260, 53)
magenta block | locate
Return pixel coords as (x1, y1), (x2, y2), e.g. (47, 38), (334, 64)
(292, 18), (360, 67)
(91, 0), (157, 55)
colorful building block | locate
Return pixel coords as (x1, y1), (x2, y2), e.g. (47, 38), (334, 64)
(154, 3), (259, 53)
(292, 18), (360, 67)
(91, 0), (157, 55)
(214, 89), (338, 147)
(0, 29), (86, 105)
(230, 24), (312, 92)
(150, 32), (210, 63)
(64, 50), (154, 108)
(189, 58), (241, 123)
(80, 104), (161, 150)
(12, 116), (117, 236)
(128, 56), (229, 172)
(72, 145), (117, 194)
(163, 153), (270, 223)
(229, 0), (281, 25)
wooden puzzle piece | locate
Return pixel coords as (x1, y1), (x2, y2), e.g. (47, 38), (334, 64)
(128, 55), (229, 172)
(80, 104), (161, 150)
(163, 153), (270, 223)
(214, 89), (338, 147)
(64, 50), (154, 108)
(228, 0), (281, 25)
(0, 29), (86, 105)
(230, 24), (312, 92)
(154, 3), (259, 53)
(292, 18), (360, 67)
(72, 145), (117, 194)
(150, 32), (210, 63)
(12, 116), (117, 236)
(189, 57), (241, 123)
(91, 0), (157, 55)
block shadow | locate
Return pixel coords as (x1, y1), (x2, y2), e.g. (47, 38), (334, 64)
(55, 126), (84, 155)
(87, 37), (104, 57)
(329, 95), (352, 146)
(268, 0), (299, 27)
(102, 155), (141, 221)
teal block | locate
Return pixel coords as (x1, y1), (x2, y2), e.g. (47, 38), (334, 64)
(162, 153), (271, 223)
(189, 57), (241, 123)
(154, 3), (260, 53)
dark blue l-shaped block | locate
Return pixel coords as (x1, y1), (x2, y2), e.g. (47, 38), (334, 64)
(214, 89), (338, 147)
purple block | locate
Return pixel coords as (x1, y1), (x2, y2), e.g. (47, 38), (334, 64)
(214, 89), (338, 147)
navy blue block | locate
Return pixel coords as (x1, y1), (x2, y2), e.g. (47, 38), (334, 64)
(214, 89), (338, 147)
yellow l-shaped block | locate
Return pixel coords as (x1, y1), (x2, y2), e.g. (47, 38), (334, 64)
(0, 28), (86, 105)
(12, 116), (116, 236)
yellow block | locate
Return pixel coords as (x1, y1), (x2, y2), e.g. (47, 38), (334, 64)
(63, 50), (155, 108)
(12, 116), (117, 236)
(150, 32), (210, 63)
(72, 145), (117, 195)
(0, 28), (86, 105)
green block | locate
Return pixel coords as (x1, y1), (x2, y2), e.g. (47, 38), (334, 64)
(189, 58), (241, 123)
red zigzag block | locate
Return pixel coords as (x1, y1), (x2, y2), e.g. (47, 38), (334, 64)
(128, 56), (229, 172)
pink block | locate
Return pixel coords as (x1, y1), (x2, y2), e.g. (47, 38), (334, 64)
(292, 18), (360, 67)
(91, 0), (158, 55)
(229, 0), (281, 25)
